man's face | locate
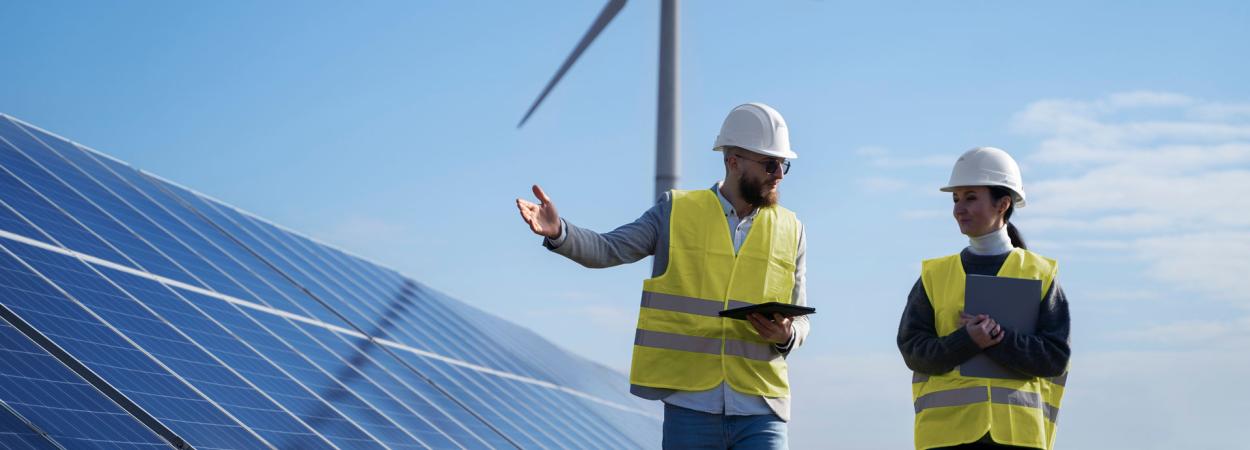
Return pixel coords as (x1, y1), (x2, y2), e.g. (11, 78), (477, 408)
(734, 152), (786, 207)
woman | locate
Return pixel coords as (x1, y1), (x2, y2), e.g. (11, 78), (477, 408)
(897, 147), (1071, 450)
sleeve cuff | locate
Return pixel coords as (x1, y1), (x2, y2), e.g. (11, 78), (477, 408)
(775, 327), (797, 352)
(945, 327), (982, 360)
(543, 219), (568, 249)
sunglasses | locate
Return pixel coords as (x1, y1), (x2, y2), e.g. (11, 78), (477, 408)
(734, 154), (791, 175)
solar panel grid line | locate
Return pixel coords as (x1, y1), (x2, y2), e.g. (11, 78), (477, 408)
(267, 319), (499, 450)
(82, 266), (400, 450)
(0, 398), (63, 450)
(0, 304), (188, 450)
(0, 229), (362, 343)
(373, 350), (548, 449)
(165, 218), (539, 450)
(0, 124), (409, 449)
(0, 242), (298, 449)
(0, 149), (132, 272)
(384, 296), (639, 449)
(0, 224), (654, 424)
(76, 170), (507, 447)
(0, 242), (286, 449)
(0, 113), (662, 448)
(342, 268), (655, 427)
(5, 121), (256, 306)
(155, 274), (474, 450)
(182, 197), (581, 449)
(0, 317), (175, 450)
(0, 400), (62, 450)
(275, 239), (639, 449)
(1, 119), (213, 293)
(284, 243), (643, 449)
(0, 204), (510, 450)
(339, 289), (626, 449)
(2, 141), (472, 450)
(324, 228), (659, 448)
(0, 120), (202, 288)
(282, 239), (640, 415)
(171, 190), (389, 342)
(10, 120), (338, 326)
(82, 183), (653, 420)
(109, 155), (651, 418)
(150, 191), (554, 449)
(122, 170), (356, 328)
(136, 179), (548, 448)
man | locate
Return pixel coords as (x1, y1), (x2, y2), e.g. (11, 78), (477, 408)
(515, 103), (809, 450)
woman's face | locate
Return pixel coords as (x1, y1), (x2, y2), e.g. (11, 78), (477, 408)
(951, 186), (1009, 237)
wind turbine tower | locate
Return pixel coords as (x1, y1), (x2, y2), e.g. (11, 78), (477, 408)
(518, 0), (681, 200)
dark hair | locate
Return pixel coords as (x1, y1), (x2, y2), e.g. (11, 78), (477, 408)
(987, 186), (1027, 250)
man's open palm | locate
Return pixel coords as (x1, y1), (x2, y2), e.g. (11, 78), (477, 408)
(516, 184), (561, 239)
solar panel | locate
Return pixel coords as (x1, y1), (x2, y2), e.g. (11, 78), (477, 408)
(0, 314), (168, 449)
(0, 399), (58, 450)
(0, 113), (662, 449)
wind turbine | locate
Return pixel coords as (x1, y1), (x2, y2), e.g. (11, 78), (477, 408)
(517, 0), (681, 200)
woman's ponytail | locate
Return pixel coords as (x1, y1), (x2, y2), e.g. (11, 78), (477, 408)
(989, 186), (1028, 250)
(1006, 222), (1027, 250)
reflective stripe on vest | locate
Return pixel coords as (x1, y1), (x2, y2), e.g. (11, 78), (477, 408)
(912, 249), (1066, 450)
(630, 189), (798, 396)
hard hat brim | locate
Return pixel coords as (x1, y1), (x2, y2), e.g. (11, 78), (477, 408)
(713, 145), (798, 160)
(939, 184), (1027, 208)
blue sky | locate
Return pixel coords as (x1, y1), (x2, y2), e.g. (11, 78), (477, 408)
(3, 1), (1249, 448)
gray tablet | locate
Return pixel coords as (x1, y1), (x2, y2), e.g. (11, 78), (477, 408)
(961, 274), (1042, 379)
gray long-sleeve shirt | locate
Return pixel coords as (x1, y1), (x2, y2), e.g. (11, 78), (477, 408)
(544, 183), (809, 421)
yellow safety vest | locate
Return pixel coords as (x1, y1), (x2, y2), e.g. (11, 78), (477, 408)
(912, 248), (1068, 450)
(630, 189), (799, 397)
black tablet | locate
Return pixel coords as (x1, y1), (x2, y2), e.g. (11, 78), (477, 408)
(718, 302), (815, 321)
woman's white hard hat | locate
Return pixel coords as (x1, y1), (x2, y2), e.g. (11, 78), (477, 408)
(940, 147), (1027, 208)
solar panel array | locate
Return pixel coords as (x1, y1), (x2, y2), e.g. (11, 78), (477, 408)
(0, 113), (661, 449)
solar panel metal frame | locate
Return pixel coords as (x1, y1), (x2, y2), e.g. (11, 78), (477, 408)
(0, 112), (663, 450)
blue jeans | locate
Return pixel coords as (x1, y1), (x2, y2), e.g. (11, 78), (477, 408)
(662, 403), (788, 450)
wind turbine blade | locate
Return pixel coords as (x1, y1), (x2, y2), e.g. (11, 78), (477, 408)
(517, 0), (627, 128)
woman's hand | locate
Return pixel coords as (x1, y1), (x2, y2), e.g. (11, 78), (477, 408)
(961, 312), (1004, 349)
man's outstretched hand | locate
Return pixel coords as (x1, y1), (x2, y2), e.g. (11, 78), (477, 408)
(516, 184), (562, 240)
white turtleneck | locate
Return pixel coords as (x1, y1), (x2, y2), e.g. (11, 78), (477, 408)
(968, 225), (1013, 256)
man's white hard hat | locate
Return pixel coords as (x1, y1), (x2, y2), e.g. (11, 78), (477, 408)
(713, 103), (798, 159)
(940, 147), (1027, 208)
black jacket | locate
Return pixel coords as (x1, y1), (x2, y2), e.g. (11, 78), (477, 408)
(897, 249), (1071, 378)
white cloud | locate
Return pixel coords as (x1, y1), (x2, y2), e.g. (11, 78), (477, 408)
(1104, 91), (1196, 109)
(1060, 349), (1250, 449)
(1110, 316), (1250, 347)
(1191, 102), (1250, 120)
(1009, 92), (1250, 306)
(1079, 288), (1166, 303)
(787, 348), (1250, 450)
(1134, 232), (1250, 301)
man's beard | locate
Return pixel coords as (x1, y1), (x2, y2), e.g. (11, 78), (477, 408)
(739, 175), (779, 207)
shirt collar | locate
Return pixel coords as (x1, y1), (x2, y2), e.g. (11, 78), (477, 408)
(712, 181), (759, 221)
